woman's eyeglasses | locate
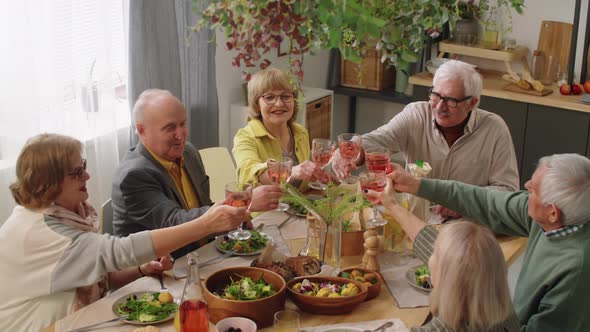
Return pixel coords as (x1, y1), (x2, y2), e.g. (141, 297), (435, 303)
(427, 89), (472, 108)
(260, 94), (294, 105)
(68, 159), (87, 179)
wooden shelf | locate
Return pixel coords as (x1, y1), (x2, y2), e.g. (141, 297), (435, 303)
(409, 71), (590, 114)
(439, 40), (528, 62)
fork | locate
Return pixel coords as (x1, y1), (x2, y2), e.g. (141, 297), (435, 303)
(198, 250), (234, 268)
(158, 274), (167, 293)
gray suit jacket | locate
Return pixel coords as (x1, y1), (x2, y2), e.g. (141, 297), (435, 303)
(112, 141), (213, 258)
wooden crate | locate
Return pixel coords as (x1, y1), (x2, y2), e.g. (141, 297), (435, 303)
(305, 95), (332, 143)
(340, 49), (396, 91)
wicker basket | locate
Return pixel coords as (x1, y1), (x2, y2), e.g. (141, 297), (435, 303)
(340, 49), (396, 91)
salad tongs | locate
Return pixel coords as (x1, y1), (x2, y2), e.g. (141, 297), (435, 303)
(67, 316), (127, 332)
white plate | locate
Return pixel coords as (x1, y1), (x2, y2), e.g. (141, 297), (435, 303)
(405, 265), (432, 292)
(112, 291), (177, 325)
(215, 232), (272, 256)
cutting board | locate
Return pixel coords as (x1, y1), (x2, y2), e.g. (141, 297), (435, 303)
(502, 83), (553, 96)
(535, 21), (573, 82)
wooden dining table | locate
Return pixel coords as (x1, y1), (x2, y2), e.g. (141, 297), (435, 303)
(44, 212), (527, 332)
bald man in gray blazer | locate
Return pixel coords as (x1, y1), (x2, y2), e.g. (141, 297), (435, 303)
(112, 89), (281, 258)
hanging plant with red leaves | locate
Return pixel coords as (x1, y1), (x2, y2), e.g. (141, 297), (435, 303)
(193, 0), (312, 82)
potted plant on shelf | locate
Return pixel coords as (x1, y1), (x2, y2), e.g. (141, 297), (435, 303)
(452, 0), (480, 45)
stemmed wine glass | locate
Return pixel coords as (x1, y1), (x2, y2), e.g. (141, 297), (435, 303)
(225, 182), (253, 240)
(309, 138), (336, 190)
(267, 157), (293, 211)
(365, 146), (393, 174)
(337, 133), (362, 183)
(359, 171), (388, 228)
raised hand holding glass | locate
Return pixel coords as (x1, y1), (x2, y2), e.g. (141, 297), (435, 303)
(337, 133), (362, 183)
(359, 171), (388, 228)
(309, 138), (336, 190)
(225, 182), (253, 240)
(267, 157), (293, 211)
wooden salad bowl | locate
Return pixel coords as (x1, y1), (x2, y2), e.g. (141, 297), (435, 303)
(204, 266), (286, 328)
(338, 267), (383, 301)
(286, 276), (368, 315)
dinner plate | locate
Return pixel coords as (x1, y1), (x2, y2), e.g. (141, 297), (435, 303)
(215, 232), (272, 256)
(405, 266), (432, 292)
(286, 206), (307, 217)
(112, 291), (177, 325)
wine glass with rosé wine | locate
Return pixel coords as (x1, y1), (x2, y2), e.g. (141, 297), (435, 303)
(365, 146), (393, 174)
(225, 182), (253, 240)
(337, 133), (362, 183)
(267, 157), (293, 211)
(359, 170), (388, 228)
(309, 138), (336, 190)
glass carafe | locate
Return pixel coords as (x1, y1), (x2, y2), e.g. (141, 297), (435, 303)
(483, 7), (499, 49)
(179, 253), (209, 332)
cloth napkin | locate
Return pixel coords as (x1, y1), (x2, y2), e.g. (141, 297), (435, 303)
(300, 318), (408, 332)
(379, 252), (430, 308)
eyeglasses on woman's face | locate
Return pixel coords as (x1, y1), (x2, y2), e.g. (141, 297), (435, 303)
(427, 89), (472, 108)
(68, 159), (87, 180)
(260, 93), (294, 105)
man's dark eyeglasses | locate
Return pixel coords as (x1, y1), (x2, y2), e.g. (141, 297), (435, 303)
(68, 159), (87, 179)
(427, 89), (472, 108)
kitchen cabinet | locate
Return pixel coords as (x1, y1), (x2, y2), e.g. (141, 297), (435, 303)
(522, 105), (590, 183)
(478, 96), (528, 173)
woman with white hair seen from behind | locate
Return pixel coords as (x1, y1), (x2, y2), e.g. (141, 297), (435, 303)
(365, 181), (519, 332)
(424, 222), (518, 331)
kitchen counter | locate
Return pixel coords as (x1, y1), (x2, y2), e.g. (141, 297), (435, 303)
(410, 71), (590, 114)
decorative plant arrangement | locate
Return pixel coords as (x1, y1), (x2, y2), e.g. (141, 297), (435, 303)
(191, 0), (525, 83)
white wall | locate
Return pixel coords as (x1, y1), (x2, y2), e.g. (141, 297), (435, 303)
(214, 0), (587, 145)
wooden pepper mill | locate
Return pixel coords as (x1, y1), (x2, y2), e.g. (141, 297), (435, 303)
(362, 228), (380, 271)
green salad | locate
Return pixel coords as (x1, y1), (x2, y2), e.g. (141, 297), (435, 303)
(116, 292), (177, 322)
(288, 200), (308, 215)
(414, 266), (432, 289)
(216, 275), (276, 300)
(219, 229), (268, 253)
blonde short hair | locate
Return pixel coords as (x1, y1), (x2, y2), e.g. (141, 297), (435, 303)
(9, 134), (83, 209)
(429, 222), (513, 330)
(247, 68), (299, 123)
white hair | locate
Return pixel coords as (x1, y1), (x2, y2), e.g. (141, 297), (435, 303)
(132, 89), (174, 124)
(538, 153), (590, 225)
(433, 60), (482, 108)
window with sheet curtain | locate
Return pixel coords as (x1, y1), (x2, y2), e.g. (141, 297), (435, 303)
(0, 0), (130, 222)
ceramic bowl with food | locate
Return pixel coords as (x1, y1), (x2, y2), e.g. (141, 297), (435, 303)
(338, 267), (383, 300)
(286, 276), (368, 315)
(215, 317), (257, 332)
(204, 267), (286, 328)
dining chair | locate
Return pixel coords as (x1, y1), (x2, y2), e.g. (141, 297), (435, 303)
(100, 198), (114, 235)
(198, 147), (237, 203)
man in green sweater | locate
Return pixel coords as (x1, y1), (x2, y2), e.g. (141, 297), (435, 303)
(382, 153), (590, 331)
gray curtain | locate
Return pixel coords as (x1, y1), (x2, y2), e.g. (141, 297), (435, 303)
(128, 0), (218, 148)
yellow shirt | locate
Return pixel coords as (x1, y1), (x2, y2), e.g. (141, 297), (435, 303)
(232, 118), (310, 190)
(145, 146), (200, 209)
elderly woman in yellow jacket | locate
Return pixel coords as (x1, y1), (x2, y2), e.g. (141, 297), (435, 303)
(233, 68), (321, 189)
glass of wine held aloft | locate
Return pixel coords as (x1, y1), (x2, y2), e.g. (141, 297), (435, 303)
(365, 146), (393, 174)
(359, 170), (388, 228)
(309, 138), (336, 190)
(267, 157), (293, 211)
(224, 182), (253, 240)
(337, 133), (362, 183)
